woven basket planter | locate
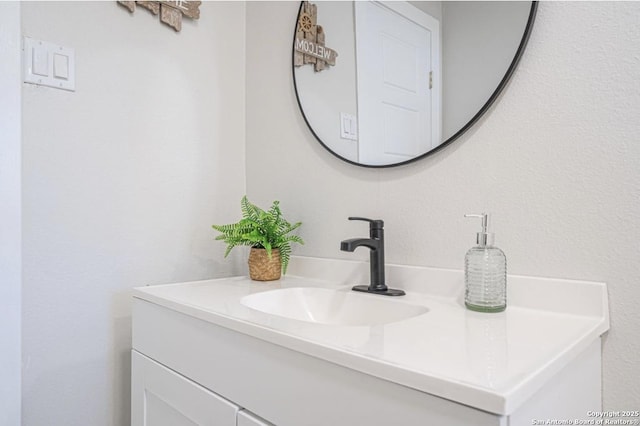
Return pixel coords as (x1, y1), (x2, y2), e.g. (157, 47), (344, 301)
(248, 248), (282, 281)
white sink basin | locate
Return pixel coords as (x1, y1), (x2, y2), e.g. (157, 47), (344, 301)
(240, 287), (428, 326)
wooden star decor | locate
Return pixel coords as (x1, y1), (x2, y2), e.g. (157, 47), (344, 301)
(294, 1), (338, 72)
(118, 1), (201, 32)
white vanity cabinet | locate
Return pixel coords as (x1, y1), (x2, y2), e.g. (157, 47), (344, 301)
(132, 299), (603, 426)
(131, 257), (609, 426)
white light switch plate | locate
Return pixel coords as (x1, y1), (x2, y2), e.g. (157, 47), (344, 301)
(340, 113), (358, 141)
(23, 37), (75, 91)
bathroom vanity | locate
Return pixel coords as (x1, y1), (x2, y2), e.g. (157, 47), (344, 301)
(131, 256), (608, 426)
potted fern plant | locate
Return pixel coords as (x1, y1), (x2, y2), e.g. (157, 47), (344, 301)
(212, 196), (304, 281)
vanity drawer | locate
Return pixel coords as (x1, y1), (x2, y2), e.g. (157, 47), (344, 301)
(131, 350), (239, 426)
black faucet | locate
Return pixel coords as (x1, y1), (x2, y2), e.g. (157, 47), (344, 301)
(340, 217), (405, 296)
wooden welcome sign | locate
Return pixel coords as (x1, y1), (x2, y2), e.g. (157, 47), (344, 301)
(294, 1), (338, 72)
(118, 0), (201, 32)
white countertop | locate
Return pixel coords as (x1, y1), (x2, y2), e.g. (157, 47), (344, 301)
(132, 256), (609, 415)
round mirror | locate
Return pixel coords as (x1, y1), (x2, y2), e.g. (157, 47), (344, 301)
(292, 1), (538, 167)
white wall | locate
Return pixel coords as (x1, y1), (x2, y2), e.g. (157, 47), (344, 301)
(246, 1), (640, 410)
(442, 1), (531, 140)
(21, 2), (246, 425)
(0, 3), (22, 425)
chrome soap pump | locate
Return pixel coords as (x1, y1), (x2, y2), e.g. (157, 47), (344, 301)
(464, 213), (507, 313)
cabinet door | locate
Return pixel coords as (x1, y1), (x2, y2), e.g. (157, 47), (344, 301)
(131, 351), (239, 426)
(237, 410), (274, 426)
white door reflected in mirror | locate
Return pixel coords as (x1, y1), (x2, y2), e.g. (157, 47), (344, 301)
(355, 1), (440, 165)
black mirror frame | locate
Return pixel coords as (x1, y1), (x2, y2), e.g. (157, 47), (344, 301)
(292, 1), (539, 168)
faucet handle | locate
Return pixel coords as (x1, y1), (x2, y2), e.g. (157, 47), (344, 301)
(348, 217), (384, 230)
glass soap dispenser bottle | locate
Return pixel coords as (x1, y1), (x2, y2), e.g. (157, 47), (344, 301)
(464, 213), (507, 313)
